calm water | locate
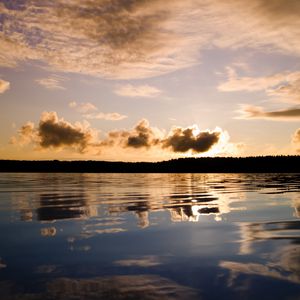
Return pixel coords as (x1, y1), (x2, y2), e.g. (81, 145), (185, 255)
(0, 173), (300, 300)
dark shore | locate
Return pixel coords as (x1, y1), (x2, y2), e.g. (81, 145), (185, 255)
(0, 156), (299, 173)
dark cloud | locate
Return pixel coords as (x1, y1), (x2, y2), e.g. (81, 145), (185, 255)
(239, 105), (300, 121)
(126, 119), (159, 148)
(103, 119), (160, 149)
(12, 114), (229, 156)
(12, 112), (97, 153)
(162, 127), (220, 153)
(38, 112), (93, 152)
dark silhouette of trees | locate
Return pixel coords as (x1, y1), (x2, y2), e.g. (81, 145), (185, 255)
(0, 156), (299, 173)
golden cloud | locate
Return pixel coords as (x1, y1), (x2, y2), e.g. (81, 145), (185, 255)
(0, 78), (10, 93)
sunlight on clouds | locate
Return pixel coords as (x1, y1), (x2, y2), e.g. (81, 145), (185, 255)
(69, 101), (98, 113)
(0, 0), (299, 79)
(0, 78), (10, 93)
(11, 112), (240, 159)
(219, 68), (300, 104)
(36, 75), (66, 90)
(114, 84), (162, 98)
(69, 101), (127, 121)
(220, 68), (300, 122)
(84, 112), (128, 121)
(11, 112), (99, 154)
(237, 105), (300, 121)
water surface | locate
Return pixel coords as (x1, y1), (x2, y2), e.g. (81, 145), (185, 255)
(0, 173), (299, 299)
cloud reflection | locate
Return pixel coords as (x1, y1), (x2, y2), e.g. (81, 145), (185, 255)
(11, 174), (300, 238)
(0, 275), (200, 300)
(221, 219), (300, 286)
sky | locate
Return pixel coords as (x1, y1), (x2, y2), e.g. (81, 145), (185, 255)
(0, 0), (299, 161)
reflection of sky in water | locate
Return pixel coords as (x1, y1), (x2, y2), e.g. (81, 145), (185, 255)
(0, 173), (299, 299)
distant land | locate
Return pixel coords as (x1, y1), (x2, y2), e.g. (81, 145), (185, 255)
(0, 156), (299, 173)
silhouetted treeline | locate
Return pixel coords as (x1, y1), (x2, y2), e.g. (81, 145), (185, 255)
(0, 156), (299, 173)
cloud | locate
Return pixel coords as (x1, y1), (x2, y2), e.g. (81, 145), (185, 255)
(219, 68), (300, 104)
(1, 0), (300, 79)
(69, 101), (127, 120)
(0, 79), (10, 93)
(36, 75), (66, 90)
(292, 128), (300, 152)
(12, 113), (235, 157)
(220, 68), (300, 122)
(238, 105), (300, 121)
(38, 112), (95, 152)
(69, 101), (98, 113)
(10, 122), (36, 145)
(11, 111), (98, 153)
(162, 126), (220, 153)
(84, 112), (128, 121)
(103, 119), (161, 149)
(114, 84), (162, 98)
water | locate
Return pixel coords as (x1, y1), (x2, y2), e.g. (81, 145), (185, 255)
(0, 173), (299, 300)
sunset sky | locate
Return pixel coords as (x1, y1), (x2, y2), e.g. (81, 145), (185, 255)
(0, 0), (299, 161)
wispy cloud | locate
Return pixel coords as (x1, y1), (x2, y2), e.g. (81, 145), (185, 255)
(69, 101), (127, 121)
(84, 112), (127, 121)
(237, 105), (300, 121)
(0, 79), (10, 94)
(219, 68), (300, 104)
(1, 0), (300, 79)
(220, 68), (300, 121)
(36, 75), (66, 90)
(69, 101), (98, 113)
(114, 84), (162, 98)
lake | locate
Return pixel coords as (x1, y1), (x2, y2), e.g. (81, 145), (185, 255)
(0, 173), (299, 299)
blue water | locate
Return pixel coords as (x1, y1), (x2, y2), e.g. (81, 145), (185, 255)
(0, 173), (299, 299)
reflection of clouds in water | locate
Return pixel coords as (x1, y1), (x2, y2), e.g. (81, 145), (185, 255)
(239, 220), (300, 255)
(37, 193), (97, 221)
(69, 245), (91, 252)
(10, 174), (300, 235)
(291, 193), (300, 218)
(0, 258), (6, 269)
(0, 275), (199, 300)
(35, 265), (58, 274)
(47, 275), (199, 300)
(40, 227), (57, 237)
(136, 211), (150, 228)
(114, 256), (161, 267)
(221, 220), (300, 286)
(81, 228), (127, 239)
(220, 261), (298, 285)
